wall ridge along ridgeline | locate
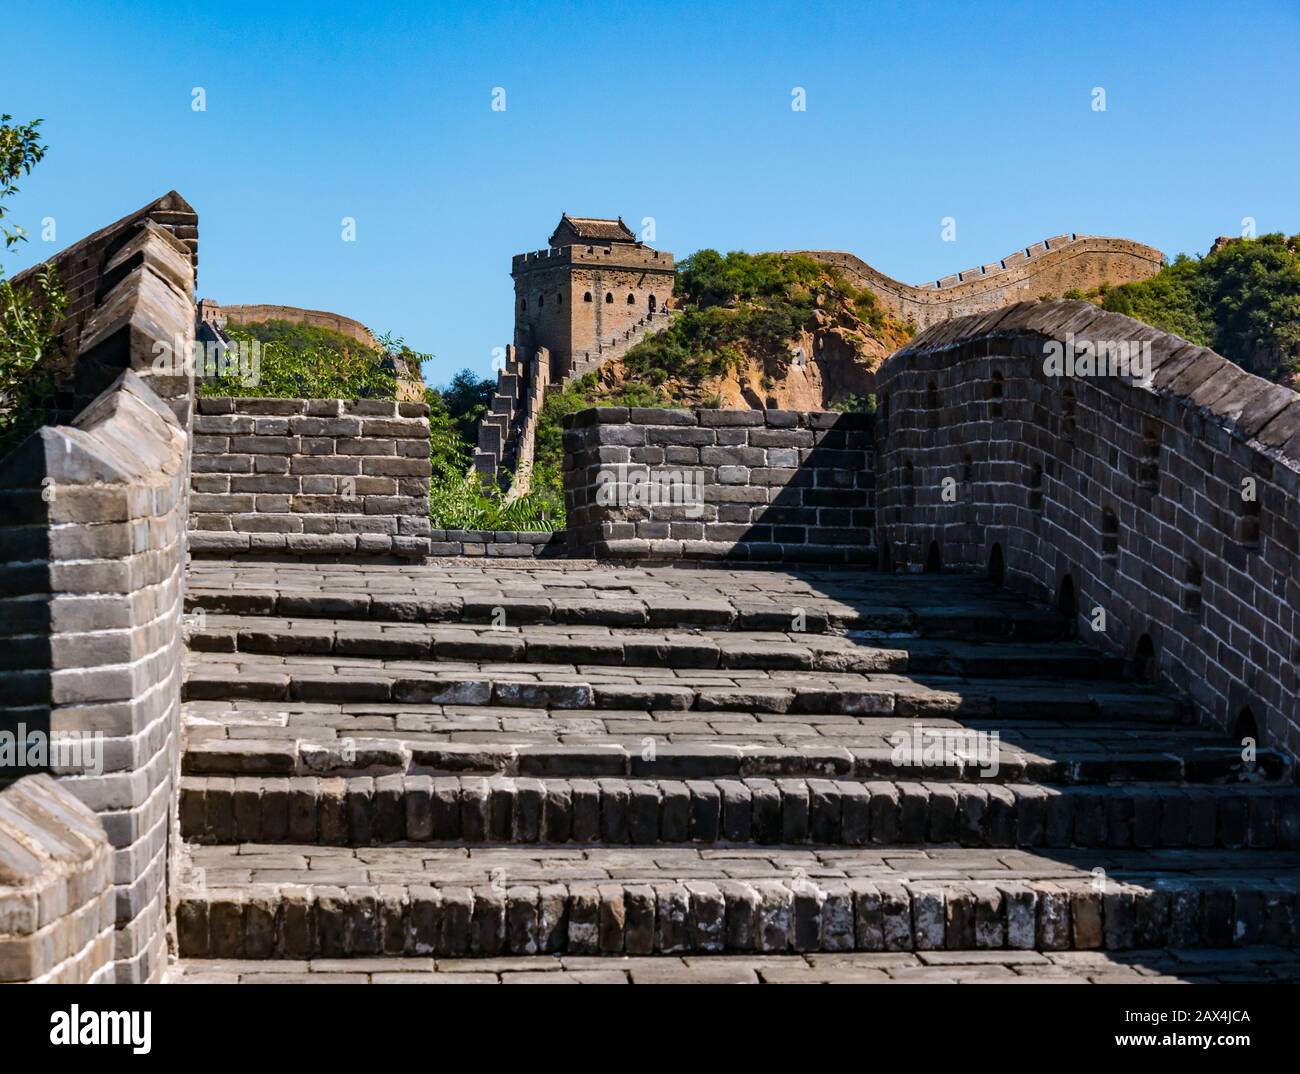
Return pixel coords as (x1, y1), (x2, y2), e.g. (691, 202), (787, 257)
(797, 234), (1164, 330)
(873, 298), (1300, 762)
(196, 299), (377, 348)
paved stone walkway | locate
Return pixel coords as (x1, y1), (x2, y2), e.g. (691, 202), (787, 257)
(185, 842), (1300, 886)
(172, 947), (1300, 984)
(174, 560), (1300, 981)
(186, 561), (1066, 635)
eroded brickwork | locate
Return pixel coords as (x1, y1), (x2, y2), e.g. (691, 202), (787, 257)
(874, 299), (1300, 761)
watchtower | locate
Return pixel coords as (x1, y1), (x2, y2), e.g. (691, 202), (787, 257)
(511, 214), (675, 379)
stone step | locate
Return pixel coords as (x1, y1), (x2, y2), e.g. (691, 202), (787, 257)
(180, 719), (1286, 785)
(184, 577), (1069, 640)
(187, 617), (1125, 678)
(185, 698), (1232, 769)
(183, 655), (1187, 722)
(174, 843), (1300, 959)
(179, 774), (1300, 850)
(172, 947), (1300, 983)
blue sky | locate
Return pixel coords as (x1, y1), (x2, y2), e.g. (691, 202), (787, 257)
(5, 0), (1299, 385)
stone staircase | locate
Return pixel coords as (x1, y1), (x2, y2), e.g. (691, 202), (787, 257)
(564, 307), (676, 383)
(472, 345), (548, 489)
(172, 561), (1300, 983)
(474, 309), (676, 492)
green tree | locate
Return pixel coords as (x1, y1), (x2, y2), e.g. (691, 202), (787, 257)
(1101, 235), (1300, 383)
(0, 115), (66, 456)
(0, 114), (46, 249)
(431, 368), (495, 445)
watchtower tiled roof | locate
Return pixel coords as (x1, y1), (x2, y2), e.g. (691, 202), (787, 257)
(549, 214), (637, 247)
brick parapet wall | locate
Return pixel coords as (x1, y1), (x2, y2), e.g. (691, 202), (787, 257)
(874, 298), (1300, 762)
(189, 397), (432, 559)
(11, 191), (198, 422)
(512, 243), (675, 273)
(0, 369), (191, 983)
(428, 530), (565, 558)
(0, 775), (115, 983)
(563, 407), (876, 562)
(1, 200), (197, 983)
(474, 344), (549, 489)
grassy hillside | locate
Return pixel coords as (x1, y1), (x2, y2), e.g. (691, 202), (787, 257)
(201, 318), (407, 399)
(1076, 233), (1300, 387)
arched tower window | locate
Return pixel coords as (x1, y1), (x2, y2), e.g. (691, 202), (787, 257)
(520, 298), (527, 311)
(583, 292), (593, 303)
(556, 293), (563, 306)
(648, 295), (657, 312)
(605, 292), (614, 303)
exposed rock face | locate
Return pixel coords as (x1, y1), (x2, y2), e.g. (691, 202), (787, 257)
(700, 322), (889, 410)
(596, 298), (907, 410)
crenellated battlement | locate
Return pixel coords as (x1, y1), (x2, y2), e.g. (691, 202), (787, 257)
(512, 243), (675, 274)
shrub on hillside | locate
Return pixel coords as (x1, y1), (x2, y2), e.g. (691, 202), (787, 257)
(425, 370), (559, 531)
(622, 249), (902, 384)
(1100, 234), (1300, 384)
(199, 319), (401, 399)
(0, 265), (67, 455)
(0, 114), (66, 457)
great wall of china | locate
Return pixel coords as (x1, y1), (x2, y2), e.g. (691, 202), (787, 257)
(197, 299), (378, 347)
(475, 223), (1164, 493)
(3, 195), (1299, 985)
(800, 234), (1166, 330)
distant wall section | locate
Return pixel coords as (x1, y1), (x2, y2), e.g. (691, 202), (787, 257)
(800, 235), (1164, 331)
(198, 300), (377, 348)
